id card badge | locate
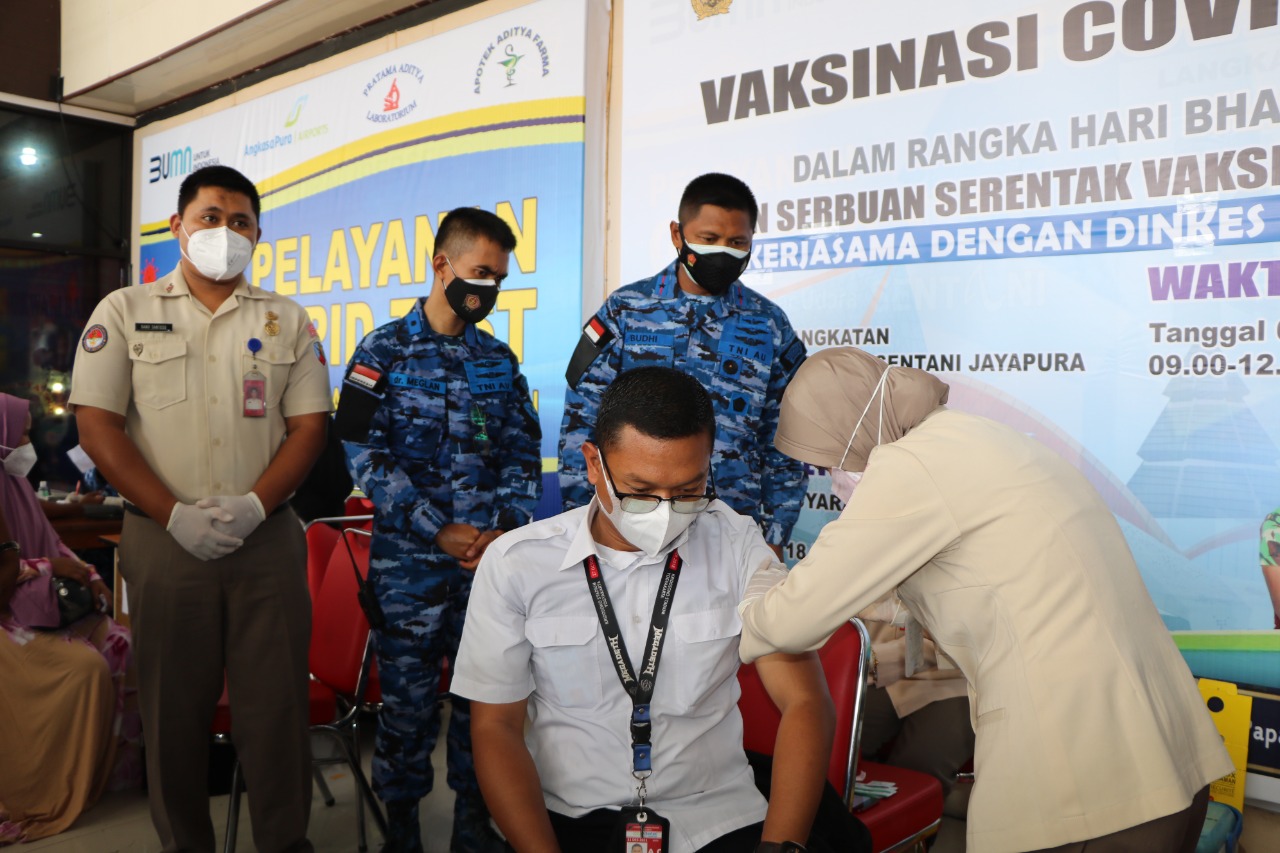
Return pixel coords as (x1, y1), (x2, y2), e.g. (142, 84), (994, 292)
(613, 806), (669, 853)
(243, 368), (266, 418)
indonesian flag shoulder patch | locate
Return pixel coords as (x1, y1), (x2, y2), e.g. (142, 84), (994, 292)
(346, 362), (383, 392)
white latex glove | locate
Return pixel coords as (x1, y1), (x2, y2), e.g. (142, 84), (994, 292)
(198, 493), (267, 541)
(737, 561), (789, 617)
(167, 502), (243, 561)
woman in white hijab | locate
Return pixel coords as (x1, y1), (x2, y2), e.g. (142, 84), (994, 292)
(739, 347), (1229, 853)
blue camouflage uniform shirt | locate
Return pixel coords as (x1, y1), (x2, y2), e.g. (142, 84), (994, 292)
(339, 299), (542, 572)
(558, 261), (807, 546)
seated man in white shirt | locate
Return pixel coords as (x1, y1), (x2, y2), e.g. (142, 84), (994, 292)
(453, 367), (860, 853)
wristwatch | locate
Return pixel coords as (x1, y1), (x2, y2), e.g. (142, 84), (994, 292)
(0, 541), (20, 557)
(755, 843), (806, 853)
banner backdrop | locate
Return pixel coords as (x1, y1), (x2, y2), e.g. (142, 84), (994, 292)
(137, 0), (589, 467)
(621, 0), (1280, 629)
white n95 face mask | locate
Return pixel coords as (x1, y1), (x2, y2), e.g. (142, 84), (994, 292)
(182, 225), (254, 281)
(600, 466), (699, 558)
(2, 443), (38, 478)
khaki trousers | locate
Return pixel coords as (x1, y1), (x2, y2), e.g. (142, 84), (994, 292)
(1025, 785), (1210, 853)
(121, 509), (313, 853)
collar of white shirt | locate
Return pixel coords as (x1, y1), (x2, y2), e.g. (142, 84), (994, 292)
(556, 498), (693, 573)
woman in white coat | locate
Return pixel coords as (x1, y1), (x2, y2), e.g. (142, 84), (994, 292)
(738, 347), (1230, 853)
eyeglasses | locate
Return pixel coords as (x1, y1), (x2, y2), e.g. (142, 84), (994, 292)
(598, 449), (716, 515)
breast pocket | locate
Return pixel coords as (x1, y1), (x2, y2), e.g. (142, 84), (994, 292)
(620, 328), (677, 373)
(244, 344), (297, 408)
(129, 339), (187, 409)
(525, 615), (603, 708)
(668, 606), (742, 711)
(392, 415), (442, 463)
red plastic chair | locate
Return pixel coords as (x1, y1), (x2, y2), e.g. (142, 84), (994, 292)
(737, 619), (943, 853)
(216, 526), (387, 852)
(344, 494), (375, 517)
(304, 521), (341, 604)
(307, 510), (453, 704)
(303, 514), (373, 602)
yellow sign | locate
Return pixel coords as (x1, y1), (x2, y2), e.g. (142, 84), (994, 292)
(1198, 678), (1253, 812)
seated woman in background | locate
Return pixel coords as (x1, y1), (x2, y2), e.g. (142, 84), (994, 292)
(0, 393), (140, 845)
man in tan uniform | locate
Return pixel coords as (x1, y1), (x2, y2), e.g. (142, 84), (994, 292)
(71, 165), (331, 853)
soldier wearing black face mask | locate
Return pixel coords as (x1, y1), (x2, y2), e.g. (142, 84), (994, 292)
(559, 173), (809, 564)
(334, 206), (542, 853)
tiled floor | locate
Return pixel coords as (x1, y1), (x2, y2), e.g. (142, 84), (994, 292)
(15, 710), (455, 853)
(12, 702), (1280, 851)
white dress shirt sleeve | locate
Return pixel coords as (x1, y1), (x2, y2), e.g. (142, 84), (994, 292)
(452, 547), (536, 704)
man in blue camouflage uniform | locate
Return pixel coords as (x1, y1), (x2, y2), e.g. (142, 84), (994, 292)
(559, 173), (807, 556)
(334, 208), (541, 853)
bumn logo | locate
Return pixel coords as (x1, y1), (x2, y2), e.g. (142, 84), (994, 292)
(148, 146), (192, 184)
(149, 146), (218, 182)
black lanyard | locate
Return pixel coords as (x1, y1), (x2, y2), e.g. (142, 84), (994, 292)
(583, 549), (683, 777)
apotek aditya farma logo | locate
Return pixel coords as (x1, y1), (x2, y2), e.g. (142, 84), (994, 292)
(473, 26), (551, 94)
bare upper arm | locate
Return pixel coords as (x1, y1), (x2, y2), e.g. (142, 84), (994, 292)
(75, 405), (127, 449)
(471, 697), (530, 736)
(755, 651), (832, 715)
(284, 411), (328, 436)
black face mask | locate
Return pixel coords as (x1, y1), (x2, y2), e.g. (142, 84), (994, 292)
(677, 227), (750, 296)
(443, 258), (499, 323)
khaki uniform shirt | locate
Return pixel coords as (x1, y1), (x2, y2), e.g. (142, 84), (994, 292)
(69, 266), (332, 504)
(742, 408), (1231, 853)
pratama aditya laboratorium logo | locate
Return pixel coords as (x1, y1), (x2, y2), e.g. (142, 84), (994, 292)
(363, 62), (424, 123)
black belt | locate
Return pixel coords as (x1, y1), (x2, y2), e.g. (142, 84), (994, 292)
(125, 501), (289, 519)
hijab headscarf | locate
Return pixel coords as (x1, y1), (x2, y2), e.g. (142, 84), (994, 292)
(775, 347), (950, 472)
(0, 393), (63, 558)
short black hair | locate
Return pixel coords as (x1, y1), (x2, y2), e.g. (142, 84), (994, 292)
(677, 172), (758, 228)
(436, 207), (517, 257)
(596, 367), (715, 453)
(177, 166), (261, 220)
